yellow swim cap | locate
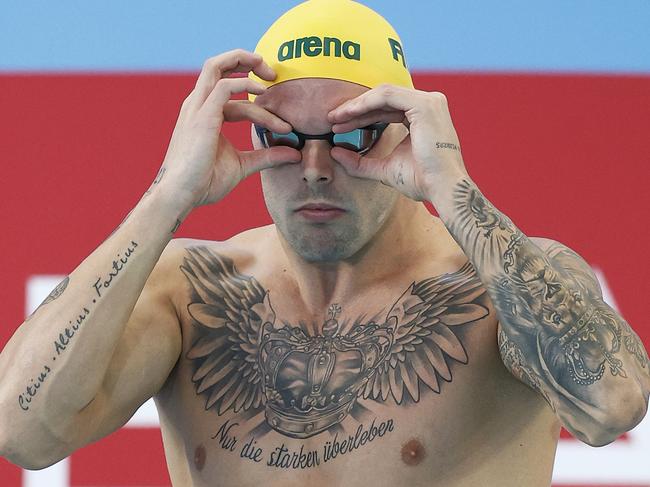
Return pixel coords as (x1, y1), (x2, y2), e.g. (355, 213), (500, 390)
(249, 0), (413, 99)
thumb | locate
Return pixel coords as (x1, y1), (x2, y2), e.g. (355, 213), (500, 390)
(239, 146), (301, 178)
(331, 147), (389, 185)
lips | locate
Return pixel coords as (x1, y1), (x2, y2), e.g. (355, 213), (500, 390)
(295, 202), (346, 222)
(297, 203), (344, 211)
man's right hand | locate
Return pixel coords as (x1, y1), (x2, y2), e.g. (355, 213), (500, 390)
(160, 49), (301, 211)
(0, 50), (305, 469)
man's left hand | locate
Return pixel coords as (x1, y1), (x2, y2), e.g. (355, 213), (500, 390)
(328, 84), (468, 202)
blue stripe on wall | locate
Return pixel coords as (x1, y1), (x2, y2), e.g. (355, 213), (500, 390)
(1, 0), (649, 73)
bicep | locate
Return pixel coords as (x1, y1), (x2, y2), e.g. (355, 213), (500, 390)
(73, 266), (182, 444)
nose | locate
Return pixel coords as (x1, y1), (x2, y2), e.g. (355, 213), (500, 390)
(301, 140), (334, 184)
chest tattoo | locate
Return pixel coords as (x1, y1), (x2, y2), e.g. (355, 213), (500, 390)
(180, 246), (490, 466)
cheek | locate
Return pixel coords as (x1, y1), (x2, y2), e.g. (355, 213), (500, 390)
(350, 179), (398, 224)
(261, 165), (299, 208)
(261, 164), (298, 187)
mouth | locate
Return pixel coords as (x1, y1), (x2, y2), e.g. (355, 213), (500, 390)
(294, 202), (347, 222)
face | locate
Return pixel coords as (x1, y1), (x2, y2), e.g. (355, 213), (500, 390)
(253, 79), (405, 263)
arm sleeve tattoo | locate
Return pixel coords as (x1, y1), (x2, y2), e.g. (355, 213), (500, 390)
(445, 178), (649, 443)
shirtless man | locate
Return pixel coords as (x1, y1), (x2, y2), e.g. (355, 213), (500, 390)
(1, 1), (648, 486)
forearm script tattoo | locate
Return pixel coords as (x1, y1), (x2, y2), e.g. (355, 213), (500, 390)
(181, 246), (490, 467)
(18, 240), (139, 411)
(449, 178), (649, 411)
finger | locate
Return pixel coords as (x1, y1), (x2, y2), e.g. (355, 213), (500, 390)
(331, 110), (406, 133)
(196, 50), (261, 86)
(223, 101), (292, 133)
(223, 59), (276, 82)
(193, 50), (275, 106)
(330, 147), (390, 184)
(239, 146), (302, 178)
(328, 85), (416, 123)
(196, 78), (267, 127)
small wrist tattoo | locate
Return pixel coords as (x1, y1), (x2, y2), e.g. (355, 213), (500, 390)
(435, 142), (460, 151)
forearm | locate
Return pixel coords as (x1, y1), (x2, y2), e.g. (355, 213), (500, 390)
(0, 185), (186, 443)
(429, 173), (650, 444)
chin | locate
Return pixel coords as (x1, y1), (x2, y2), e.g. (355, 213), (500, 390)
(284, 222), (365, 263)
(295, 245), (354, 263)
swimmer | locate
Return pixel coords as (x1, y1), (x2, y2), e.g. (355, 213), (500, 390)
(1, 1), (648, 486)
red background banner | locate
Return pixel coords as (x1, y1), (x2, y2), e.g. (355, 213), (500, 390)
(1, 73), (648, 485)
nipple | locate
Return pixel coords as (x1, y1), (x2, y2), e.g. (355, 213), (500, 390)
(194, 444), (206, 471)
(401, 438), (426, 466)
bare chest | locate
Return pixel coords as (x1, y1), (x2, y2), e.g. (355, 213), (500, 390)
(157, 247), (558, 486)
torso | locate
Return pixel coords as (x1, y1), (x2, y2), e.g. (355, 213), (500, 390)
(153, 223), (560, 487)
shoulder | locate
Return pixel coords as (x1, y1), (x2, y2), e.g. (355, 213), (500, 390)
(151, 225), (277, 292)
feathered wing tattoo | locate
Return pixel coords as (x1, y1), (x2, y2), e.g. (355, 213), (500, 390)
(181, 247), (271, 415)
(181, 246), (490, 439)
(359, 262), (490, 404)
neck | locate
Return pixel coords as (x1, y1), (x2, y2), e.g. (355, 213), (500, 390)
(273, 196), (439, 314)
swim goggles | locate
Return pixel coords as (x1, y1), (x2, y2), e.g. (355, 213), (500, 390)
(254, 122), (388, 155)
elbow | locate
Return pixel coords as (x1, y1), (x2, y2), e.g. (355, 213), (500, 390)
(0, 409), (17, 464)
(575, 428), (621, 448)
(568, 393), (648, 447)
(0, 404), (70, 470)
(0, 432), (64, 471)
(1, 450), (62, 471)
(6, 456), (65, 472)
(0, 431), (68, 471)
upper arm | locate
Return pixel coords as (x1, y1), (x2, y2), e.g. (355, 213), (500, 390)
(500, 237), (649, 444)
(73, 241), (183, 444)
(530, 237), (602, 297)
